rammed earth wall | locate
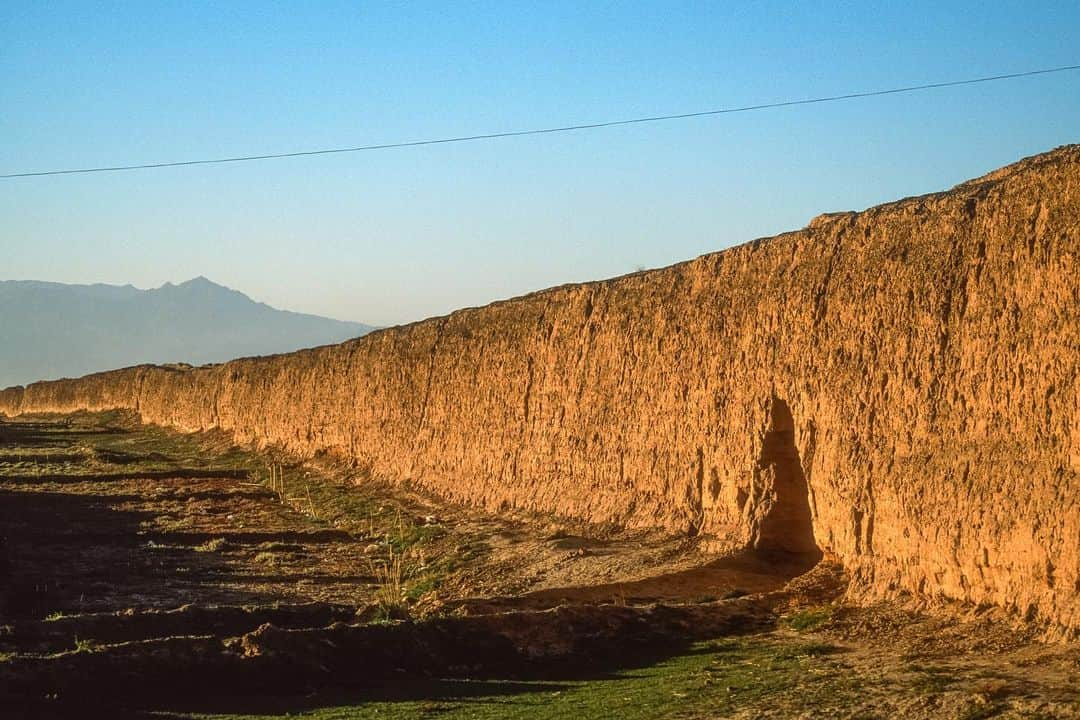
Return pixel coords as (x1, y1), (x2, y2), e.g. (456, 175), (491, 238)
(3, 146), (1078, 635)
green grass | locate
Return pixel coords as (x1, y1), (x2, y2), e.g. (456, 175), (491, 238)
(782, 605), (835, 631)
(404, 574), (441, 602)
(173, 636), (857, 720)
(386, 520), (446, 555)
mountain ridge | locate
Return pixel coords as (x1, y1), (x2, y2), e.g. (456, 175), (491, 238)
(0, 276), (373, 389)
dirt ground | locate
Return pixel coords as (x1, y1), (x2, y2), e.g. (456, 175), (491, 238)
(1, 412), (1077, 718)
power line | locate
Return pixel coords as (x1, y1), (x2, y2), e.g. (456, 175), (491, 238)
(3, 63), (1078, 179)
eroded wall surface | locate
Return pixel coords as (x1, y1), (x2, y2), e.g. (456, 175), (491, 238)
(2, 146), (1077, 634)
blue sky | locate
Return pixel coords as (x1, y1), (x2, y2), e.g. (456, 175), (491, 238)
(3, 1), (1078, 325)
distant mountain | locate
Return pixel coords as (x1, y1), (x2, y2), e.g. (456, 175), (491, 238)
(0, 277), (374, 389)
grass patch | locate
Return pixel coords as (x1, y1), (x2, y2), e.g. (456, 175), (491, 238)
(404, 574), (441, 602)
(253, 552), (279, 566)
(387, 520), (446, 554)
(783, 605), (835, 631)
(173, 635), (859, 719)
(195, 538), (228, 553)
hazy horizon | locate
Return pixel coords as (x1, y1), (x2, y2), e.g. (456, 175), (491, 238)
(0, 275), (368, 326)
(4, 3), (1079, 327)
(0, 276), (374, 388)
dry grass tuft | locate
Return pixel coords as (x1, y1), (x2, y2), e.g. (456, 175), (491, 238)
(195, 537), (227, 553)
(265, 464), (286, 504)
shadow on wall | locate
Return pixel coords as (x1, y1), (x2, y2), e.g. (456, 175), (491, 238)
(752, 397), (821, 558)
